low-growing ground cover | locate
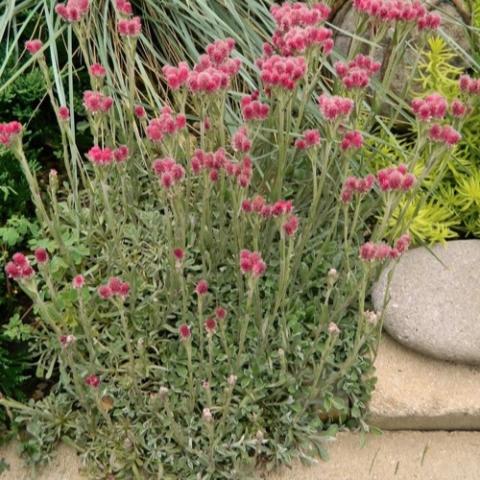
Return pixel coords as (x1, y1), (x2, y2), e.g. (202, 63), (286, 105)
(0, 0), (478, 478)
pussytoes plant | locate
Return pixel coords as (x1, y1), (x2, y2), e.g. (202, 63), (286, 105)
(0, 1), (474, 478)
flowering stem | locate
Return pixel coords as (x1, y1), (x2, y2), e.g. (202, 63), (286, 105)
(117, 301), (137, 388)
(184, 341), (195, 412)
(78, 292), (97, 364)
(207, 334), (213, 386)
(197, 297), (206, 365)
(342, 205), (351, 272)
(273, 94), (290, 198)
(219, 320), (232, 370)
(236, 280), (254, 370)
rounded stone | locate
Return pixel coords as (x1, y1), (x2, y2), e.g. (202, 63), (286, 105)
(372, 240), (480, 365)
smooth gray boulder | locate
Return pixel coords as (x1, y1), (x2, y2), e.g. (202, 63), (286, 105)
(372, 240), (480, 365)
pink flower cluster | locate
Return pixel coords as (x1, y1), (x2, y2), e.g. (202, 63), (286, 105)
(417, 12), (442, 30)
(152, 158), (185, 189)
(55, 0), (90, 22)
(241, 196), (293, 218)
(450, 99), (467, 118)
(232, 126), (252, 153)
(115, 0), (133, 16)
(195, 279), (209, 296)
(359, 234), (411, 262)
(98, 276), (130, 299)
(273, 26), (334, 56)
(34, 248), (49, 264)
(282, 214), (299, 236)
(86, 145), (129, 166)
(318, 94), (354, 121)
(72, 274), (85, 289)
(241, 195), (298, 235)
(294, 129), (321, 150)
(0, 121), (22, 147)
(240, 250), (267, 277)
(5, 253), (34, 280)
(25, 39), (43, 55)
(341, 130), (363, 150)
(270, 2), (330, 30)
(241, 91), (270, 122)
(89, 63), (106, 78)
(83, 91), (113, 114)
(258, 55), (307, 91)
(58, 106), (70, 121)
(377, 165), (416, 192)
(163, 39), (241, 94)
(191, 148), (252, 187)
(353, 0), (440, 30)
(84, 374), (100, 388)
(428, 124), (461, 146)
(411, 93), (447, 121)
(341, 174), (375, 203)
(162, 62), (190, 91)
(179, 324), (191, 340)
(204, 317), (217, 334)
(146, 107), (186, 142)
(188, 39), (241, 94)
(459, 74), (480, 95)
(117, 17), (142, 37)
(335, 54), (381, 90)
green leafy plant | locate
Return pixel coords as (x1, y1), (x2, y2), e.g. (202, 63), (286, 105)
(0, 1), (475, 479)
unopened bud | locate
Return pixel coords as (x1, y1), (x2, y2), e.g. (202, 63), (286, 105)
(202, 407), (213, 423)
(327, 268), (338, 285)
(227, 374), (237, 386)
(158, 386), (169, 399)
(364, 310), (379, 325)
(328, 322), (340, 335)
(256, 430), (264, 442)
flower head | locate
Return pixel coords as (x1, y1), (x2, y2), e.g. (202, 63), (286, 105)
(341, 130), (363, 150)
(5, 252), (34, 280)
(152, 157), (185, 189)
(60, 334), (77, 348)
(240, 250), (267, 278)
(107, 277), (130, 298)
(282, 215), (299, 236)
(318, 94), (354, 121)
(146, 107), (186, 142)
(34, 248), (49, 264)
(411, 93), (447, 121)
(58, 106), (70, 121)
(89, 63), (107, 78)
(258, 54), (306, 91)
(72, 274), (85, 289)
(215, 307), (227, 320)
(25, 39), (43, 55)
(335, 54), (380, 89)
(204, 317), (217, 334)
(117, 16), (142, 37)
(83, 90), (113, 114)
(195, 279), (209, 296)
(428, 124), (461, 146)
(86, 146), (114, 166)
(84, 374), (100, 388)
(55, 0), (90, 22)
(0, 121), (22, 147)
(241, 92), (270, 121)
(115, 0), (133, 16)
(134, 105), (146, 118)
(232, 126), (252, 153)
(113, 145), (129, 163)
(178, 324), (191, 340)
